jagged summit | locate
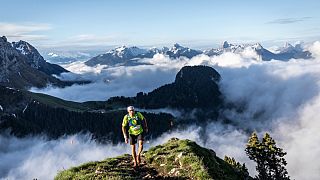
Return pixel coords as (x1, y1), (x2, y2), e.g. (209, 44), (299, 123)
(11, 40), (68, 75)
(0, 36), (7, 43)
(111, 45), (149, 57)
(252, 43), (263, 50)
(12, 40), (43, 68)
(12, 40), (34, 54)
(172, 43), (183, 49)
(167, 43), (202, 58)
(223, 41), (231, 48)
(0, 36), (71, 88)
(55, 138), (251, 180)
(279, 42), (299, 53)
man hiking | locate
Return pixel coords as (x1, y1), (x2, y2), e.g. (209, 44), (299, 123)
(122, 106), (148, 168)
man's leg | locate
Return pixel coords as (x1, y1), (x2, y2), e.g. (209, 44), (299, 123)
(131, 144), (137, 167)
(130, 135), (138, 167)
(137, 140), (143, 165)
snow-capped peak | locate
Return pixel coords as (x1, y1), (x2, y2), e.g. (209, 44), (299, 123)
(108, 45), (149, 58)
(127, 46), (148, 56)
(0, 36), (7, 43)
(12, 40), (32, 55)
(115, 45), (127, 52)
(252, 43), (263, 50)
(170, 43), (186, 54)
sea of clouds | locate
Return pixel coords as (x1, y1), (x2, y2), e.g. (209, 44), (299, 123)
(1, 41), (320, 179)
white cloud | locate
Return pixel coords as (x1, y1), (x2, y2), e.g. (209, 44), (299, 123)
(39, 34), (132, 51)
(0, 123), (252, 179)
(0, 22), (51, 41)
(215, 50), (320, 179)
(240, 47), (260, 60)
(308, 41), (320, 58)
(61, 34), (124, 46)
(274, 94), (320, 180)
(31, 55), (183, 102)
(0, 134), (129, 180)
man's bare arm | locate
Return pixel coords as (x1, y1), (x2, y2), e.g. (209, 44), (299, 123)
(122, 126), (127, 139)
(122, 126), (129, 144)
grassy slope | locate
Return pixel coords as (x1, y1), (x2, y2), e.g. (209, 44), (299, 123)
(55, 138), (248, 180)
(24, 91), (91, 112)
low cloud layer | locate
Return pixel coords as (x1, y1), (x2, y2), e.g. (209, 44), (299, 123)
(10, 41), (320, 179)
(0, 134), (129, 179)
(31, 54), (184, 102)
(0, 122), (255, 179)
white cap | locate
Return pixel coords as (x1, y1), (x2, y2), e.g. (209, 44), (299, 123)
(127, 106), (134, 111)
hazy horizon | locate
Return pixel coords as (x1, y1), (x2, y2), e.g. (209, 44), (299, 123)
(1, 0), (319, 51)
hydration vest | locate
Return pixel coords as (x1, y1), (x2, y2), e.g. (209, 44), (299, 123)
(127, 112), (143, 135)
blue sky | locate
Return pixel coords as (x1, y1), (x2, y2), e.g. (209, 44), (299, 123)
(0, 0), (319, 50)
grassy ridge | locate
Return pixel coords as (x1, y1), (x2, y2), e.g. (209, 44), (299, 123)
(55, 138), (250, 180)
(25, 91), (90, 112)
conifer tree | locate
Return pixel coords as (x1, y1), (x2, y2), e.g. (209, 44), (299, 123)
(224, 155), (249, 179)
(245, 132), (290, 180)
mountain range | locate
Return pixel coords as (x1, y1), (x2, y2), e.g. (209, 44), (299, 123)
(85, 41), (312, 66)
(45, 51), (95, 65)
(204, 41), (312, 61)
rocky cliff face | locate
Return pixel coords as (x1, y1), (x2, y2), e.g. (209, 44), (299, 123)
(12, 40), (69, 75)
(0, 36), (70, 89)
(135, 65), (222, 110)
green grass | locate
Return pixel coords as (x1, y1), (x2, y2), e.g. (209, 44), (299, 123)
(55, 138), (251, 180)
(144, 138), (213, 179)
(55, 155), (139, 180)
(144, 138), (247, 180)
(25, 91), (91, 112)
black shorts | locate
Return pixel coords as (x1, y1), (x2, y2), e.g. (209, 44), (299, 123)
(129, 133), (144, 145)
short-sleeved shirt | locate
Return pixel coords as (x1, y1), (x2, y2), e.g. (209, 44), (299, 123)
(122, 112), (145, 135)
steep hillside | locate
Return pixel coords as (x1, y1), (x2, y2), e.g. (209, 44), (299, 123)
(0, 36), (88, 89)
(0, 85), (173, 142)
